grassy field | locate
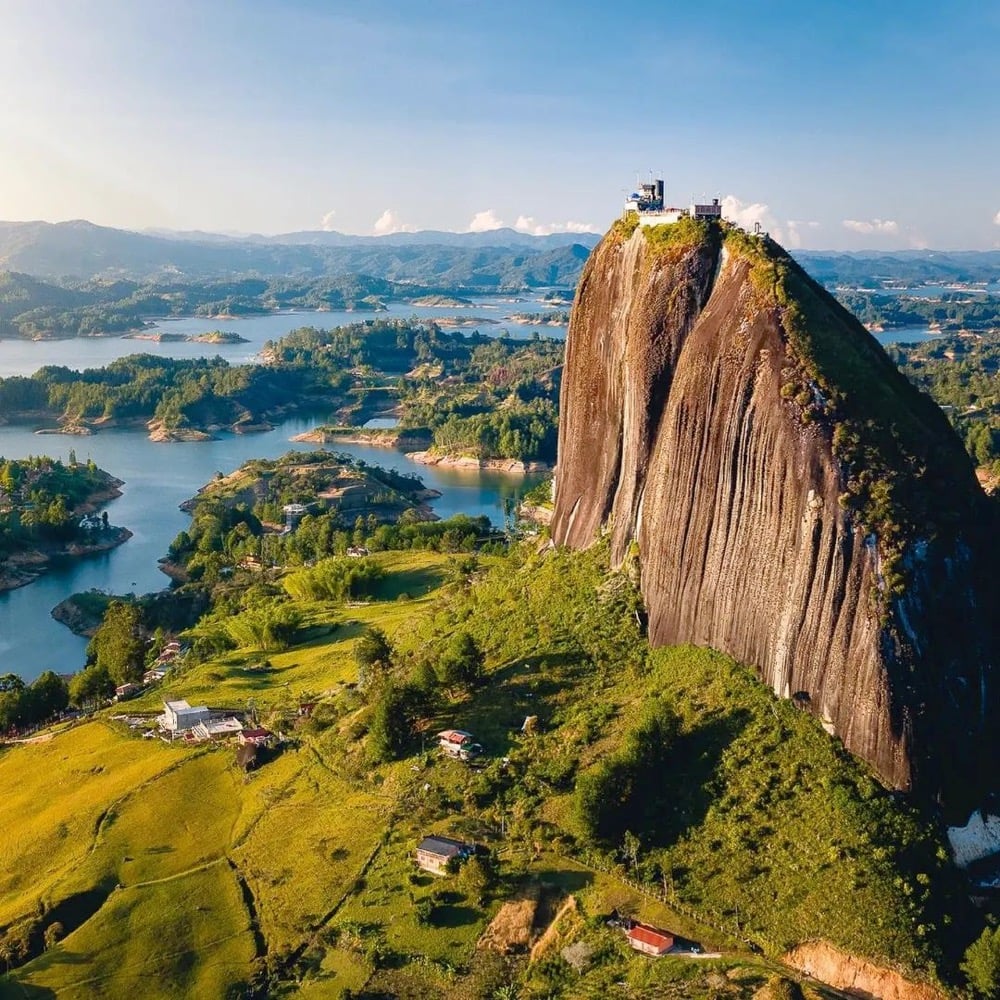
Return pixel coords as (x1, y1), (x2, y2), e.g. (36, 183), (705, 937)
(12, 863), (257, 999)
(0, 722), (185, 928)
(0, 546), (974, 998)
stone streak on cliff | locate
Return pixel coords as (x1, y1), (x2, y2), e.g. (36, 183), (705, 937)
(553, 222), (997, 810)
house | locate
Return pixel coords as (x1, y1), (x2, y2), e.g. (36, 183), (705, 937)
(437, 729), (484, 761)
(415, 835), (474, 875)
(626, 922), (675, 956)
(143, 667), (168, 685)
(190, 717), (244, 742)
(115, 683), (140, 701)
(157, 699), (212, 733)
(346, 545), (370, 558)
(239, 728), (273, 747)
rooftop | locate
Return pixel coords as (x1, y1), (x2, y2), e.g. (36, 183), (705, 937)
(417, 835), (470, 858)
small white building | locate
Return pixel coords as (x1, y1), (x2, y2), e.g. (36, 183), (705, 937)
(190, 717), (243, 742)
(158, 699), (212, 733)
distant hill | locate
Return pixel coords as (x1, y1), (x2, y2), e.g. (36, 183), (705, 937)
(1, 216), (997, 293)
(794, 248), (1000, 286)
(0, 219), (600, 284)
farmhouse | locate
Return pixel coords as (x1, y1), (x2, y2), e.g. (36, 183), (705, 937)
(239, 728), (273, 747)
(437, 729), (484, 761)
(415, 835), (474, 875)
(157, 699), (212, 733)
(189, 717), (244, 742)
(626, 922), (675, 956)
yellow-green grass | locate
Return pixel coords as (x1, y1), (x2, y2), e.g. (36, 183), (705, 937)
(126, 550), (455, 712)
(332, 840), (490, 966)
(11, 863), (257, 1000)
(294, 947), (371, 997)
(0, 722), (184, 927)
(232, 752), (388, 954)
(74, 750), (243, 889)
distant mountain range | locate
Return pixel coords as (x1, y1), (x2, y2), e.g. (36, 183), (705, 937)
(0, 218), (997, 291)
(0, 219), (601, 284)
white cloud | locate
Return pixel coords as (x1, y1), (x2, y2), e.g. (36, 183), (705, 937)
(373, 209), (415, 236)
(513, 215), (598, 236)
(467, 209), (506, 232)
(721, 195), (794, 245)
(994, 210), (1000, 225)
(842, 218), (899, 235)
(320, 208), (337, 232)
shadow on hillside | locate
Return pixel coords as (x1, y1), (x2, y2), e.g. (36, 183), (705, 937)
(1, 983), (58, 999)
(528, 867), (593, 893)
(374, 563), (446, 601)
(645, 708), (752, 848)
(445, 651), (589, 757)
(429, 903), (479, 928)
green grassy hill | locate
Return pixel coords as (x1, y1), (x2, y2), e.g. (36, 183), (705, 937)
(0, 546), (980, 999)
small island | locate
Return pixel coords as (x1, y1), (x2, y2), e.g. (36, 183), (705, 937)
(0, 455), (131, 592)
(508, 309), (570, 326)
(291, 424), (432, 449)
(124, 329), (250, 344)
(406, 294), (475, 307)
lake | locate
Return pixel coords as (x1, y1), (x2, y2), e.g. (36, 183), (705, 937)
(0, 415), (544, 682)
(0, 294), (567, 378)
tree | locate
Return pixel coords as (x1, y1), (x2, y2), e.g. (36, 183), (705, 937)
(368, 683), (425, 763)
(963, 926), (1000, 998)
(437, 631), (484, 691)
(87, 601), (145, 685)
(69, 664), (115, 708)
(458, 853), (496, 906)
(355, 626), (393, 690)
(31, 671), (69, 721)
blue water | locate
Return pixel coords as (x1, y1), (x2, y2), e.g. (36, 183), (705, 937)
(0, 295), (567, 378)
(0, 415), (543, 682)
(870, 327), (942, 345)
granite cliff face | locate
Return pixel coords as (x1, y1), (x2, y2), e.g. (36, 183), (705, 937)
(552, 218), (997, 812)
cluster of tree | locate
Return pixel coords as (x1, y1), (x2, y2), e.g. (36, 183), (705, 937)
(282, 557), (386, 602)
(0, 455), (113, 555)
(430, 397), (558, 462)
(0, 354), (322, 429)
(888, 332), (1000, 470)
(360, 626), (485, 763)
(0, 671), (69, 735)
(837, 289), (1000, 331)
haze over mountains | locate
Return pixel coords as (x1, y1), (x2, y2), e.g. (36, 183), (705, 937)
(0, 219), (599, 285)
(1, 218), (999, 290)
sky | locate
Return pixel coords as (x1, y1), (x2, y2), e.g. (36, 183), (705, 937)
(0, 0), (998, 250)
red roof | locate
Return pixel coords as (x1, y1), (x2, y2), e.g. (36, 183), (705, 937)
(627, 924), (674, 950)
(242, 728), (271, 739)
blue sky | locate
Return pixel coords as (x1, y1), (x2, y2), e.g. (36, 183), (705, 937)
(1, 0), (997, 249)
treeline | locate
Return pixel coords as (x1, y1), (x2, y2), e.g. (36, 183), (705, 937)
(0, 355), (325, 430)
(0, 672), (69, 736)
(838, 289), (1000, 331)
(0, 269), (475, 339)
(888, 332), (1000, 470)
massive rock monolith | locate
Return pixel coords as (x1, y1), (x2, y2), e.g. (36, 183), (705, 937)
(552, 217), (997, 813)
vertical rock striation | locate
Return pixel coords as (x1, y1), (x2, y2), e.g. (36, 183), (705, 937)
(552, 218), (998, 813)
